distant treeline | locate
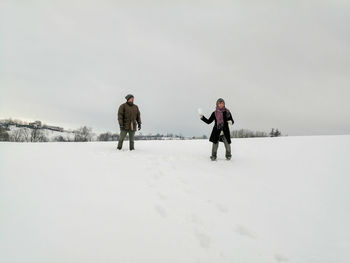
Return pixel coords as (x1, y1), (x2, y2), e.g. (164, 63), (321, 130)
(231, 128), (282, 138)
(0, 118), (283, 142)
(0, 125), (93, 142)
(0, 118), (64, 132)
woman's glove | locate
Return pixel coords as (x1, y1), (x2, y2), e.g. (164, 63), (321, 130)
(228, 120), (233, 126)
(198, 108), (203, 119)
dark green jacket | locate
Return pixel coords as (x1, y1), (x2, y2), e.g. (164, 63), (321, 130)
(118, 103), (141, 131)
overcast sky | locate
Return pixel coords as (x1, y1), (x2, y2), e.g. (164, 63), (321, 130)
(1, 0), (349, 136)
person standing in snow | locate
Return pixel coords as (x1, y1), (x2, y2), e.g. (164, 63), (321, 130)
(200, 98), (234, 161)
(117, 94), (141, 151)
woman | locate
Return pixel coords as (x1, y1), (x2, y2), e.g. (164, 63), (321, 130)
(200, 98), (234, 161)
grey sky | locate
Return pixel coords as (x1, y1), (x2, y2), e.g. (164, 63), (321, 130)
(1, 0), (349, 136)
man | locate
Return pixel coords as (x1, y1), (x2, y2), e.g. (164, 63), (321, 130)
(117, 94), (141, 150)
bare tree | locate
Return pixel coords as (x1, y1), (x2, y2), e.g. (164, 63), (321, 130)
(231, 129), (268, 138)
(9, 129), (21, 142)
(22, 128), (30, 142)
(274, 129), (282, 137)
(97, 132), (120, 141)
(10, 128), (30, 142)
(53, 135), (66, 142)
(74, 126), (93, 142)
(269, 128), (282, 137)
(30, 128), (48, 142)
(98, 132), (112, 141)
(0, 126), (9, 141)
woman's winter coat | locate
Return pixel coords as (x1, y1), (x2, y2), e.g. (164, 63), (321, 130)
(201, 111), (234, 144)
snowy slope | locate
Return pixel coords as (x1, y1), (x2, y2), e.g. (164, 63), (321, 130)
(0, 136), (349, 263)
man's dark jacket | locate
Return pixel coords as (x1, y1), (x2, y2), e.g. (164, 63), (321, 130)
(118, 103), (141, 131)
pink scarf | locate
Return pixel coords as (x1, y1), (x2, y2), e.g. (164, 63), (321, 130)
(215, 106), (231, 129)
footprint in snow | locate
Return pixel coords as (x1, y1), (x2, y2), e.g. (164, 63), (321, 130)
(235, 225), (256, 239)
(190, 214), (203, 226)
(152, 170), (165, 180)
(154, 205), (167, 218)
(153, 173), (161, 180)
(274, 254), (289, 262)
(216, 203), (229, 213)
(179, 178), (189, 186)
(194, 231), (211, 249)
(183, 188), (192, 195)
(157, 192), (168, 200)
(146, 180), (155, 188)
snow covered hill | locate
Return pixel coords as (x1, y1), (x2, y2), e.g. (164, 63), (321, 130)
(0, 136), (349, 263)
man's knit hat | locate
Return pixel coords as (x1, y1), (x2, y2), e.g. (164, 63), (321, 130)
(125, 94), (134, 101)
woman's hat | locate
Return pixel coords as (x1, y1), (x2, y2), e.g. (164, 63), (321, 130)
(216, 98), (225, 106)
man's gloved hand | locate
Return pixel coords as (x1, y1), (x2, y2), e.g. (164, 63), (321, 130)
(138, 124), (141, 131)
(120, 125), (124, 130)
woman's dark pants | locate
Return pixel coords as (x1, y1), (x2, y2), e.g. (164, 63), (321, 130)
(212, 136), (231, 158)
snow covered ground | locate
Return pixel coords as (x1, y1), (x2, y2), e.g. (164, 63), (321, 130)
(0, 136), (349, 263)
